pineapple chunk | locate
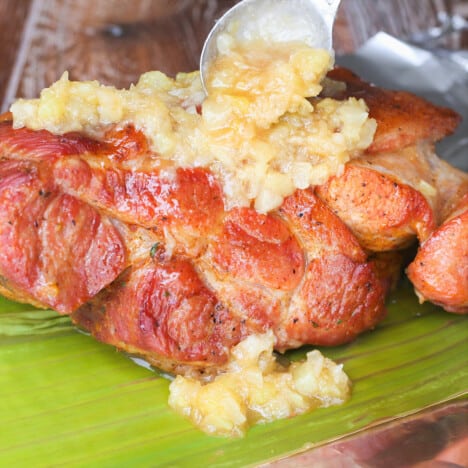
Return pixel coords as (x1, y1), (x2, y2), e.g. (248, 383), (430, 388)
(169, 332), (351, 437)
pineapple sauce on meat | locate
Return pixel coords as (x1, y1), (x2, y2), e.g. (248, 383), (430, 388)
(11, 43), (375, 213)
(9, 40), (380, 436)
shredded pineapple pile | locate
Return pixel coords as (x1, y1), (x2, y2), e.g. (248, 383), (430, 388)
(168, 332), (351, 437)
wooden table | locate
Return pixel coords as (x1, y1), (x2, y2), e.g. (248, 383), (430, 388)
(0, 1), (466, 466)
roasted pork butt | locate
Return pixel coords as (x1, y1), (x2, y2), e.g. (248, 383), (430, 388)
(320, 68), (468, 315)
(0, 159), (126, 313)
(0, 114), (393, 374)
(73, 188), (391, 376)
(316, 68), (462, 252)
(0, 66), (465, 374)
(407, 192), (468, 314)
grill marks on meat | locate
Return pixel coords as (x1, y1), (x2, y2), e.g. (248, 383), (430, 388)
(0, 159), (126, 313)
(407, 193), (468, 314)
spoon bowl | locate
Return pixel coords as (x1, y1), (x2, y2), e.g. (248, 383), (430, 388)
(200, 0), (341, 92)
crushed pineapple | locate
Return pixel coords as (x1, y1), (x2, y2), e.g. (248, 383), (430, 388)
(168, 332), (351, 437)
(11, 41), (375, 213)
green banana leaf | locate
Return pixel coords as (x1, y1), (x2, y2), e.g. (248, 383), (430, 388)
(0, 282), (467, 467)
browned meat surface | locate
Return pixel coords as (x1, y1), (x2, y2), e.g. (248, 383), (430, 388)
(0, 67), (466, 375)
(407, 193), (468, 314)
(327, 67), (461, 154)
(316, 67), (463, 252)
(74, 258), (246, 376)
(276, 190), (388, 348)
(316, 147), (437, 251)
(323, 70), (468, 314)
(0, 116), (392, 374)
(72, 188), (390, 375)
(316, 143), (468, 252)
(0, 159), (126, 313)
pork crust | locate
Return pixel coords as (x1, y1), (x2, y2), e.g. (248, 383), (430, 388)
(316, 148), (437, 251)
(327, 67), (461, 154)
(407, 193), (468, 314)
(0, 62), (465, 373)
(0, 117), (392, 373)
(0, 159), (127, 313)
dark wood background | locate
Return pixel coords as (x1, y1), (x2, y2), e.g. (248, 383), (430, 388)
(1, 0), (467, 112)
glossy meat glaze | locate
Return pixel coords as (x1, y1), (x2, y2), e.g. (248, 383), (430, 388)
(0, 70), (465, 375)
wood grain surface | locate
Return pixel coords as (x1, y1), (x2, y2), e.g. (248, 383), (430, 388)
(1, 0), (466, 111)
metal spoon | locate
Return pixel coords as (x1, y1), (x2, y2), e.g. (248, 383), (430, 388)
(200, 0), (341, 92)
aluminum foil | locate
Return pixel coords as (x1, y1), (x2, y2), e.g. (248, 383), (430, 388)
(266, 401), (468, 467)
(337, 32), (468, 171)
